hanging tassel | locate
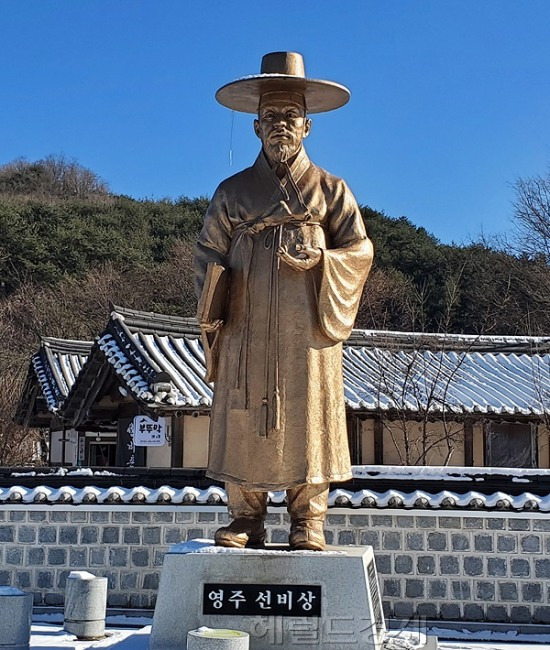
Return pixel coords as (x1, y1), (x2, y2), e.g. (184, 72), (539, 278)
(228, 110), (235, 167)
(260, 398), (268, 438)
(271, 388), (281, 432)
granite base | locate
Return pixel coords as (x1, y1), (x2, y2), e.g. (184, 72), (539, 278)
(150, 539), (385, 650)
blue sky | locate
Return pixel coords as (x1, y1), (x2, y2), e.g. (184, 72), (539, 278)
(1, 1), (549, 245)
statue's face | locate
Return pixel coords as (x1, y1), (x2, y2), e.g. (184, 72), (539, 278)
(254, 98), (311, 164)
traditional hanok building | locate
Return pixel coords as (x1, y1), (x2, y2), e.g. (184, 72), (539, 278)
(15, 337), (93, 465)
(16, 306), (550, 470)
(343, 330), (550, 469)
(17, 306), (212, 468)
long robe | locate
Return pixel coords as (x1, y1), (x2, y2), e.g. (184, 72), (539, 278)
(195, 147), (373, 489)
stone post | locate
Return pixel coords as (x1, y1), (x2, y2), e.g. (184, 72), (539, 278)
(63, 571), (107, 640)
(0, 586), (33, 650)
(187, 628), (249, 650)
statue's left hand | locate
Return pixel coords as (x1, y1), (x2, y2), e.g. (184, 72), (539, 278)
(277, 244), (322, 271)
(200, 319), (224, 333)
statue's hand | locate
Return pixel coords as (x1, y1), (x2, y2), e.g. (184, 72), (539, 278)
(277, 244), (322, 271)
(200, 319), (224, 333)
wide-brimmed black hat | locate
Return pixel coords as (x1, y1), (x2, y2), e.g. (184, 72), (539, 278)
(215, 51), (350, 114)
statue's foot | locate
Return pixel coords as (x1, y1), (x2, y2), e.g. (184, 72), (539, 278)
(214, 517), (266, 549)
(289, 520), (325, 551)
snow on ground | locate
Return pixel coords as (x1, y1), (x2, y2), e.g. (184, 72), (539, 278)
(30, 624), (150, 649)
(28, 624), (550, 649)
(440, 646), (550, 650)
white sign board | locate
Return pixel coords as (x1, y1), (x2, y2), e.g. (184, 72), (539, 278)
(133, 415), (166, 447)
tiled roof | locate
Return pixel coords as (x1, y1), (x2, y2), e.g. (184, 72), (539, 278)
(26, 337), (92, 413)
(19, 306), (550, 421)
(345, 328), (550, 353)
(342, 344), (550, 415)
(96, 306), (212, 408)
(1, 483), (549, 512)
(94, 308), (550, 416)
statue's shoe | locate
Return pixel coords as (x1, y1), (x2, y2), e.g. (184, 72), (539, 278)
(289, 520), (325, 551)
(214, 517), (266, 549)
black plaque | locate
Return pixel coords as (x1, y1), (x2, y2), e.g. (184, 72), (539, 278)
(203, 583), (321, 617)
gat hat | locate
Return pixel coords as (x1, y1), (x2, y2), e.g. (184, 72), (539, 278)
(215, 51), (350, 114)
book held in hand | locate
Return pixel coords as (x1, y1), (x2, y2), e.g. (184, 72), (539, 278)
(197, 262), (230, 382)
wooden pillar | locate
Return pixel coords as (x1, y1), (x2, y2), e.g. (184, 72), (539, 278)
(171, 416), (184, 468)
(464, 419), (474, 466)
(346, 415), (362, 465)
(374, 416), (384, 465)
(481, 420), (488, 467)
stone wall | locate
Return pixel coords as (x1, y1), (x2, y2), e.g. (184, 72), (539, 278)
(0, 505), (549, 624)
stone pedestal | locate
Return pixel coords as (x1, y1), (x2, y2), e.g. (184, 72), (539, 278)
(0, 586), (32, 650)
(63, 571), (107, 640)
(150, 540), (385, 650)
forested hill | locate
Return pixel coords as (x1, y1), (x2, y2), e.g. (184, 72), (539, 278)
(1, 156), (550, 377)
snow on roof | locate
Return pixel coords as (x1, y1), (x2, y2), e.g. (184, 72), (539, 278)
(352, 464), (550, 480)
(96, 307), (550, 415)
(85, 306), (213, 410)
(346, 328), (550, 353)
(1, 482), (549, 512)
(343, 345), (550, 415)
(29, 337), (92, 413)
(97, 325), (212, 408)
(21, 306), (550, 419)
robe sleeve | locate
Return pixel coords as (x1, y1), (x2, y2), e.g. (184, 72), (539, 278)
(194, 183), (233, 300)
(318, 180), (373, 342)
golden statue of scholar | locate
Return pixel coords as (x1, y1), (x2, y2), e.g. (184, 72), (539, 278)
(194, 52), (373, 551)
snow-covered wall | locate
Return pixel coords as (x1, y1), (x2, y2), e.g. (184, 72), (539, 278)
(0, 504), (549, 625)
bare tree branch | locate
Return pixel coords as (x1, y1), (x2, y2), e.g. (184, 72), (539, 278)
(513, 170), (550, 261)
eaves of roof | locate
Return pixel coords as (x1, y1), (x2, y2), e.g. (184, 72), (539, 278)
(346, 329), (550, 354)
(110, 304), (201, 338)
(97, 310), (212, 409)
(14, 337), (92, 425)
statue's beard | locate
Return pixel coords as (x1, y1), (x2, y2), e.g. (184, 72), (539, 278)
(264, 141), (298, 164)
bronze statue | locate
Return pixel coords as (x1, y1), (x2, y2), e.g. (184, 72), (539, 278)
(194, 52), (373, 551)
